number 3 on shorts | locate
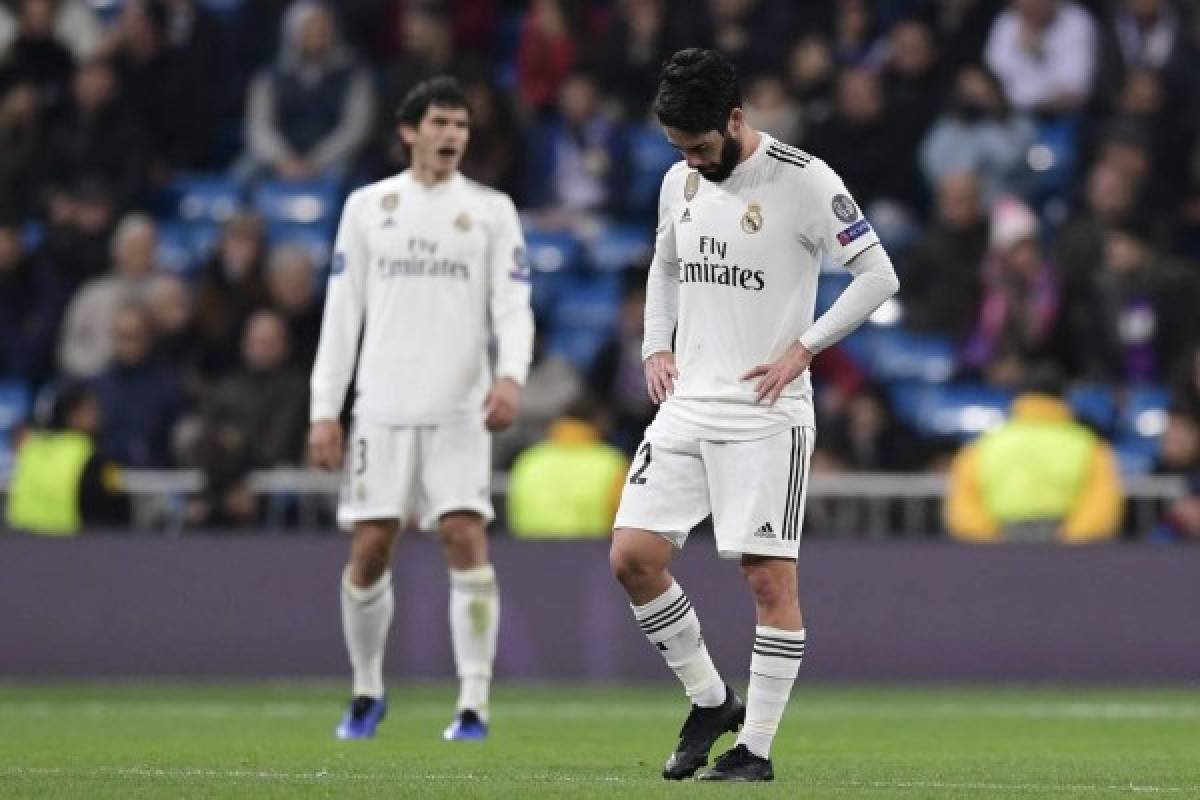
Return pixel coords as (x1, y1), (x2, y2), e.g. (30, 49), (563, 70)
(629, 442), (652, 485)
(355, 437), (368, 476)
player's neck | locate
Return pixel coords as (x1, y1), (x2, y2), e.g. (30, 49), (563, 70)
(409, 163), (456, 189)
(736, 127), (763, 165)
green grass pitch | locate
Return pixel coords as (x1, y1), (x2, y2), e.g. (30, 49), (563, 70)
(2, 683), (1199, 798)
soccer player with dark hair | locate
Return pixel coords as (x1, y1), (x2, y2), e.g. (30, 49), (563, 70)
(609, 49), (899, 781)
(308, 76), (534, 741)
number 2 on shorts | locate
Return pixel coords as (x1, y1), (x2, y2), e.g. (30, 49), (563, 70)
(629, 442), (652, 485)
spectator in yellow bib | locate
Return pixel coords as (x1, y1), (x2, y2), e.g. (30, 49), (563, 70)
(945, 370), (1122, 543)
(5, 382), (129, 535)
(507, 397), (628, 539)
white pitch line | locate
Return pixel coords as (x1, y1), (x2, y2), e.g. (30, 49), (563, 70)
(2, 700), (1199, 720)
(1, 767), (1196, 793)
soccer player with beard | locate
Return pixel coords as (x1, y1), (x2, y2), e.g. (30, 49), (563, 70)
(609, 49), (900, 781)
(308, 77), (533, 742)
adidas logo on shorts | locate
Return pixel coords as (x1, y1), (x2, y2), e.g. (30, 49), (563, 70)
(752, 521), (775, 539)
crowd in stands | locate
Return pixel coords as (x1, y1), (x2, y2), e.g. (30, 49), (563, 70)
(2, 0), (1200, 538)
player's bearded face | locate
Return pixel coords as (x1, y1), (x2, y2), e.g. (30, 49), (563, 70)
(665, 124), (742, 184)
(699, 130), (741, 183)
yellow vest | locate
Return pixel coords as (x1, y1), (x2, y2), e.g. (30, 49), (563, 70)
(508, 420), (628, 538)
(5, 431), (93, 535)
(976, 414), (1096, 524)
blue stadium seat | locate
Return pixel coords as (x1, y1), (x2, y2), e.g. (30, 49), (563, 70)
(253, 177), (342, 236)
(1067, 384), (1118, 433)
(1114, 435), (1160, 476)
(199, 0), (243, 17)
(587, 223), (652, 272)
(856, 328), (958, 383)
(815, 270), (851, 316)
(627, 125), (679, 215)
(161, 174), (243, 225)
(891, 382), (1013, 439)
(0, 381), (31, 475)
(547, 274), (621, 370)
(156, 221), (218, 278)
(265, 224), (332, 272)
(524, 229), (585, 274)
(1119, 384), (1170, 438)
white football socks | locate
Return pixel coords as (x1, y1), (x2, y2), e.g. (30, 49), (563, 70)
(341, 567), (394, 699)
(633, 581), (726, 708)
(737, 625), (806, 758)
(449, 564), (500, 720)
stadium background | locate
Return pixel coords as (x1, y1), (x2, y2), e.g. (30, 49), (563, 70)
(1, 1), (1199, 796)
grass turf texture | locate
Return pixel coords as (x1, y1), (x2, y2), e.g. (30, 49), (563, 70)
(1, 683), (1198, 799)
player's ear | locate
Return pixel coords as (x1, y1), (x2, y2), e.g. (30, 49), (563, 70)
(397, 123), (417, 148)
(726, 108), (744, 137)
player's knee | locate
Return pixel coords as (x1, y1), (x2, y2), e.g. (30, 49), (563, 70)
(609, 542), (658, 589)
(438, 513), (487, 565)
(349, 546), (390, 586)
(742, 566), (790, 609)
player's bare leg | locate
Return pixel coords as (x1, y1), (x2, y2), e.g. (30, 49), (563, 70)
(336, 519), (400, 740)
(611, 528), (743, 779)
(438, 510), (498, 740)
(698, 556), (804, 781)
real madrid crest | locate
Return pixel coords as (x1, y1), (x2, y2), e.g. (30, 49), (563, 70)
(381, 193), (398, 213)
(741, 202), (763, 234)
(454, 211), (472, 232)
(684, 171), (700, 202)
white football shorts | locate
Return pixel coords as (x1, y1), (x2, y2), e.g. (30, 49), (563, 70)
(613, 425), (815, 559)
(337, 416), (493, 531)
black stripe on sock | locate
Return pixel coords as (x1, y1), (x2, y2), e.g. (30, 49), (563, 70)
(756, 634), (807, 647)
(754, 639), (806, 654)
(638, 594), (688, 628)
(642, 600), (693, 635)
(753, 646), (806, 659)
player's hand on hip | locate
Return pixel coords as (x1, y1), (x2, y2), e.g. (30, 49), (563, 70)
(643, 351), (678, 405)
(742, 341), (814, 406)
(484, 376), (521, 432)
(307, 419), (344, 470)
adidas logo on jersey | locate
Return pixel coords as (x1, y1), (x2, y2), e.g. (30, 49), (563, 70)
(680, 207), (692, 224)
(753, 522), (775, 539)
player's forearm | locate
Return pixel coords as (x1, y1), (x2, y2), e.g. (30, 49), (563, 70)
(309, 302), (364, 421)
(799, 244), (899, 354)
(642, 257), (679, 359)
(492, 302), (535, 385)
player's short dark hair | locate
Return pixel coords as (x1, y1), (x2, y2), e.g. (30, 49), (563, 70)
(652, 48), (741, 134)
(395, 76), (470, 128)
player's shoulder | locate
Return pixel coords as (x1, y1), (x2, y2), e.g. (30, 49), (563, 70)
(657, 160), (691, 207)
(461, 176), (518, 209)
(763, 144), (843, 199)
(345, 174), (405, 212)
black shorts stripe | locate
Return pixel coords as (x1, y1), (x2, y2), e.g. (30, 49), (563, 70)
(767, 143), (811, 162)
(641, 601), (693, 634)
(787, 428), (809, 541)
(782, 428), (801, 541)
(638, 595), (689, 629)
(753, 647), (806, 659)
(766, 150), (810, 169)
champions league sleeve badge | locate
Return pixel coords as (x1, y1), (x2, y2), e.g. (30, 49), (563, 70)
(684, 171), (700, 202)
(453, 211), (472, 231)
(741, 202), (763, 234)
(381, 193), (398, 212)
(831, 194), (859, 223)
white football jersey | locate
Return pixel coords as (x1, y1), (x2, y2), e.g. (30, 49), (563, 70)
(644, 133), (886, 441)
(310, 171), (534, 426)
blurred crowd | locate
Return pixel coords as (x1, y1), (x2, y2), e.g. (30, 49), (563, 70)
(2, 0), (1200, 537)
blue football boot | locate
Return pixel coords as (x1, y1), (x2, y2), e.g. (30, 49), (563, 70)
(335, 695), (387, 740)
(442, 709), (488, 741)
